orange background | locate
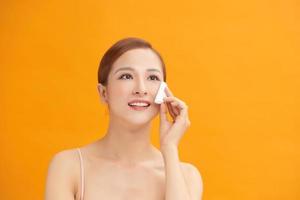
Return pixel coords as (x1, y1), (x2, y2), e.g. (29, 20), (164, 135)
(1, 0), (299, 199)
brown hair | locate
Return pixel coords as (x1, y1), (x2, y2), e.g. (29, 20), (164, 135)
(98, 37), (166, 85)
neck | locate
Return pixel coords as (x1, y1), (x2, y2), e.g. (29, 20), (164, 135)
(98, 116), (158, 164)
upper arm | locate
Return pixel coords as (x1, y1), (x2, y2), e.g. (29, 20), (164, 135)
(181, 163), (204, 200)
(45, 150), (78, 200)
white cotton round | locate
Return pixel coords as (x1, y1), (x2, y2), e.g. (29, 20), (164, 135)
(154, 81), (167, 104)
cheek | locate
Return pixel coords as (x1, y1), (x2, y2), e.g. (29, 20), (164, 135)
(113, 86), (130, 95)
(108, 83), (132, 104)
(109, 81), (131, 94)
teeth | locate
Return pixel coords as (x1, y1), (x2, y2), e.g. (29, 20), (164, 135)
(129, 102), (149, 107)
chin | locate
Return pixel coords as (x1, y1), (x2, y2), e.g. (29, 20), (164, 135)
(125, 113), (157, 127)
(126, 113), (155, 125)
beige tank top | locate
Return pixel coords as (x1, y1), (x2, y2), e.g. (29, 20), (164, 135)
(77, 148), (84, 200)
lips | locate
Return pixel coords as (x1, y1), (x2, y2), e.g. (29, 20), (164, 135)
(128, 99), (151, 107)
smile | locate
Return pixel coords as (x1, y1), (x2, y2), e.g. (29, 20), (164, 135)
(128, 103), (150, 111)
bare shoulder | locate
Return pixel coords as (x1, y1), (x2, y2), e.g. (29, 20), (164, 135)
(180, 162), (204, 200)
(45, 148), (80, 200)
(49, 148), (79, 168)
(180, 162), (202, 176)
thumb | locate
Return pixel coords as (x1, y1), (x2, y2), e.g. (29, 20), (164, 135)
(159, 102), (168, 123)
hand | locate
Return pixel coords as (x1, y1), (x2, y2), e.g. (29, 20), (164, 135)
(159, 85), (191, 150)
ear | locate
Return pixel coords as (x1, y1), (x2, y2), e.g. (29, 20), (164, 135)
(97, 83), (108, 104)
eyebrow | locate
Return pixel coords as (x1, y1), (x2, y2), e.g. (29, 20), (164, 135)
(113, 66), (162, 74)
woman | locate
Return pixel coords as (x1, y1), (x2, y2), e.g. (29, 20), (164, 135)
(45, 37), (203, 200)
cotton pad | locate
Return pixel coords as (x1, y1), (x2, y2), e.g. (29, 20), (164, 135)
(154, 81), (167, 104)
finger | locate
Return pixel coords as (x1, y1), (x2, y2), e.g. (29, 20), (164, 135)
(177, 108), (188, 123)
(159, 102), (168, 122)
(165, 99), (182, 122)
(166, 101), (176, 121)
(164, 97), (184, 117)
(164, 96), (188, 122)
(164, 97), (178, 118)
(164, 96), (186, 110)
(170, 101), (180, 115)
(167, 101), (178, 115)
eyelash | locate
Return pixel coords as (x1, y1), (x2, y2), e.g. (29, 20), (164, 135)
(118, 73), (161, 81)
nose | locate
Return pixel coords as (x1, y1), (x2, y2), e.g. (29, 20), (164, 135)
(132, 79), (148, 96)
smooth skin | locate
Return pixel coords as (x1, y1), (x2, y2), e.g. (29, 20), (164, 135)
(45, 48), (203, 200)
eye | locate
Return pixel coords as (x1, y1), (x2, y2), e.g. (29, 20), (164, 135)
(118, 73), (133, 80)
(149, 75), (160, 81)
(119, 74), (160, 81)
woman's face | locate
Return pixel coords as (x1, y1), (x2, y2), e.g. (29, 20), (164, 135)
(98, 48), (164, 126)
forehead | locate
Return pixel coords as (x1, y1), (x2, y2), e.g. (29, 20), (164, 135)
(111, 48), (162, 72)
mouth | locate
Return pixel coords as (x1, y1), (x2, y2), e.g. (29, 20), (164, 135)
(128, 102), (151, 111)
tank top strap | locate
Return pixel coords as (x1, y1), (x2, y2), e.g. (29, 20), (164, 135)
(77, 148), (84, 200)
